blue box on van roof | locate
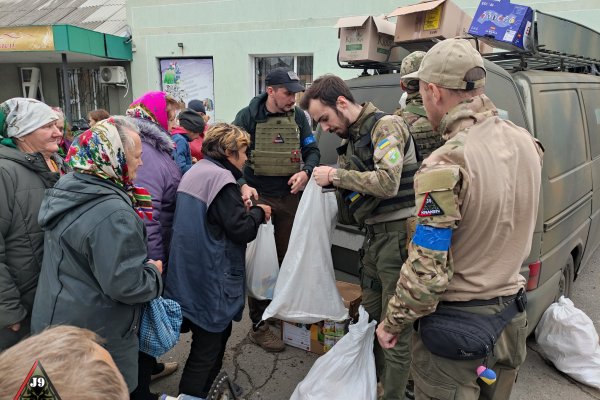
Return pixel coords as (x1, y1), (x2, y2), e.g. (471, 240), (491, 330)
(468, 0), (534, 52)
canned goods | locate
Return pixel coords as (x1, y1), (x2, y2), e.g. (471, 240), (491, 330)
(323, 334), (336, 352)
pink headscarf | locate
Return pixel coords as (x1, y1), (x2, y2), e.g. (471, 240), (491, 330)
(126, 91), (169, 131)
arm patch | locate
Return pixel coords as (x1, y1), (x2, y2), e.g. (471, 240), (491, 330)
(412, 224), (452, 251)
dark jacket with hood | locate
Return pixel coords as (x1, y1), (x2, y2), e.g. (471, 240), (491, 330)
(165, 158), (264, 332)
(133, 118), (182, 266)
(233, 93), (320, 197)
(0, 145), (59, 350)
(31, 172), (162, 392)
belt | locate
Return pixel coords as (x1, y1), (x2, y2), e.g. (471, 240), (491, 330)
(440, 292), (520, 307)
(365, 220), (405, 234)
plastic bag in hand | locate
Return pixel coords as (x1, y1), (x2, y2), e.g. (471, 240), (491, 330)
(246, 220), (279, 300)
(535, 296), (600, 388)
(290, 306), (378, 400)
(262, 179), (348, 323)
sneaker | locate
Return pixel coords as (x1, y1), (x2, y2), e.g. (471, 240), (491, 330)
(151, 362), (178, 381)
(405, 379), (415, 400)
(248, 324), (285, 352)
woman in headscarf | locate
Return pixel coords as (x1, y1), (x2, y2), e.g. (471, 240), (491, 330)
(52, 107), (75, 157)
(31, 117), (163, 394)
(165, 123), (271, 399)
(126, 91), (182, 394)
(0, 98), (65, 351)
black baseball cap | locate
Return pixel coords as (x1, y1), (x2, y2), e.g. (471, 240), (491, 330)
(187, 99), (206, 114)
(265, 67), (305, 93)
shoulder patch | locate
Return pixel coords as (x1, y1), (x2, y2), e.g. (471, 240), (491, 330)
(418, 193), (444, 217)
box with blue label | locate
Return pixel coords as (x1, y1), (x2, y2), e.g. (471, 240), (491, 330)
(468, 0), (534, 52)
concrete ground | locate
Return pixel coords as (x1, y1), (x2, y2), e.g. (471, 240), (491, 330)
(151, 256), (600, 400)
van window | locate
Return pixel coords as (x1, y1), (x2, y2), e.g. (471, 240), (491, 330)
(483, 70), (527, 130)
(535, 90), (587, 179)
(582, 89), (600, 159)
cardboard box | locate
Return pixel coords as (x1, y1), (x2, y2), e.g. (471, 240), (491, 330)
(388, 0), (472, 47)
(468, 0), (534, 52)
(336, 15), (396, 63)
(282, 281), (361, 355)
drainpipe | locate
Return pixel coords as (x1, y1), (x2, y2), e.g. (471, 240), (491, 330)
(61, 53), (72, 123)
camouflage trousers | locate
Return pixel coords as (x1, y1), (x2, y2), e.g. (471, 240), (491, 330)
(411, 303), (527, 400)
(360, 219), (411, 400)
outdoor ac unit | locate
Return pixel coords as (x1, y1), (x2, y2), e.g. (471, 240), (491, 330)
(99, 66), (127, 84)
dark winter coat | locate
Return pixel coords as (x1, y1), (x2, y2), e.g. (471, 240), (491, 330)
(133, 118), (182, 265)
(0, 145), (59, 350)
(171, 127), (193, 174)
(31, 173), (162, 391)
(165, 158), (264, 332)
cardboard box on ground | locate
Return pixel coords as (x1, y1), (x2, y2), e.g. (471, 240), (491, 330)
(282, 281), (362, 355)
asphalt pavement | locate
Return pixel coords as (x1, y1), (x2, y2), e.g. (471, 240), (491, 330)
(151, 249), (600, 400)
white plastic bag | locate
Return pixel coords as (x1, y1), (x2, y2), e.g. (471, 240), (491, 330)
(262, 179), (348, 323)
(245, 220), (279, 300)
(290, 306), (378, 400)
(535, 296), (600, 388)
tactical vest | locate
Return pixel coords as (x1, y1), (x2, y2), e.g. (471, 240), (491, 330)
(251, 111), (301, 176)
(402, 102), (442, 160)
(335, 112), (420, 227)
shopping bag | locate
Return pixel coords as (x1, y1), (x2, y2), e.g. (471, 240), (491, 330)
(535, 296), (600, 388)
(246, 220), (279, 300)
(139, 297), (182, 358)
(290, 306), (378, 400)
(262, 179), (348, 323)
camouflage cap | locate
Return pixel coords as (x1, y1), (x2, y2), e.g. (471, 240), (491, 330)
(400, 51), (427, 81)
(403, 39), (486, 90)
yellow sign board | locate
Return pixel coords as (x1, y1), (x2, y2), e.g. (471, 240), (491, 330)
(423, 5), (442, 31)
(0, 26), (54, 51)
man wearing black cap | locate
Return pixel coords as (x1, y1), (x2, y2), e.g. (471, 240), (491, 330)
(233, 67), (320, 352)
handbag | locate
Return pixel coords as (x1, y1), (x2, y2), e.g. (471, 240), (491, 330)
(139, 297), (182, 358)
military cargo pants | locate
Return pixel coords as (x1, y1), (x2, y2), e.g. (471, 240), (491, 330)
(248, 192), (300, 325)
(411, 303), (527, 400)
(360, 220), (412, 400)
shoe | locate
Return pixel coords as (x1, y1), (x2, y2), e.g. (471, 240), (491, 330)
(248, 324), (285, 352)
(151, 362), (178, 381)
(207, 371), (242, 400)
(405, 379), (415, 400)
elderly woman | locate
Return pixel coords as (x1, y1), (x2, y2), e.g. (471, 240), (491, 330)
(31, 117), (163, 394)
(165, 123), (270, 398)
(0, 98), (65, 350)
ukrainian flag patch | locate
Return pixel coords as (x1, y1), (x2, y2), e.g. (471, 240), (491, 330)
(347, 192), (361, 203)
(377, 138), (391, 150)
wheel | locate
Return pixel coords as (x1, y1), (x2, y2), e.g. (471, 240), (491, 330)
(558, 255), (574, 299)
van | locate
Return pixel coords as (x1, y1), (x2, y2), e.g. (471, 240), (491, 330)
(322, 52), (600, 335)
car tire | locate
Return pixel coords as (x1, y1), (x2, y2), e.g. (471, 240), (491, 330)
(558, 255), (574, 299)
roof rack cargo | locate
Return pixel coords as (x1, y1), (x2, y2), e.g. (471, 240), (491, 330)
(338, 10), (600, 76)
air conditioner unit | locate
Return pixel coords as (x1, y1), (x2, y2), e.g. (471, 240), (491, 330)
(99, 66), (127, 84)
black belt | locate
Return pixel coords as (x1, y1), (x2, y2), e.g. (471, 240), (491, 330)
(365, 220), (405, 235)
(440, 292), (520, 307)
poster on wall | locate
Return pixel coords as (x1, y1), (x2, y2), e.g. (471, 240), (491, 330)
(160, 58), (215, 121)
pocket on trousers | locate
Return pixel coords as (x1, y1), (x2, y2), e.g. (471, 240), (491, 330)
(223, 275), (244, 298)
(412, 364), (457, 400)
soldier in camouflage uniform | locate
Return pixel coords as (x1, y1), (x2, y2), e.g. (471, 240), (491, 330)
(376, 39), (544, 400)
(396, 51), (442, 160)
(233, 68), (320, 352)
(302, 75), (418, 400)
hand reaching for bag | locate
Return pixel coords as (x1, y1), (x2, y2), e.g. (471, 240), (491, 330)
(148, 259), (163, 274)
(256, 204), (272, 222)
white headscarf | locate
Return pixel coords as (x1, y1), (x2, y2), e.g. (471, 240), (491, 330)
(0, 98), (58, 140)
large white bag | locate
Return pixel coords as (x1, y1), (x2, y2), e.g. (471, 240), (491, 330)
(535, 296), (600, 389)
(262, 179), (348, 323)
(245, 220), (279, 300)
(290, 306), (378, 400)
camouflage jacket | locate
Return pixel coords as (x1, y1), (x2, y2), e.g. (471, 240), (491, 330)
(332, 102), (414, 199)
(395, 93), (441, 160)
(383, 94), (543, 334)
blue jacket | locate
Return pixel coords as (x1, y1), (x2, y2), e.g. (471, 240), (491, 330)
(165, 158), (264, 332)
(172, 131), (193, 174)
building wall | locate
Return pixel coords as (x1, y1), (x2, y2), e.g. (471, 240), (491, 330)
(128, 0), (600, 122)
(0, 62), (133, 118)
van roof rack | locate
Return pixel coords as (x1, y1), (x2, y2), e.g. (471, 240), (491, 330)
(482, 11), (600, 74)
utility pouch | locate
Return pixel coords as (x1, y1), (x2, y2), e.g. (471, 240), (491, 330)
(416, 290), (526, 361)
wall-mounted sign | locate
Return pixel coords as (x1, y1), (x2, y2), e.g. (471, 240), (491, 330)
(0, 26), (54, 51)
(160, 58), (215, 121)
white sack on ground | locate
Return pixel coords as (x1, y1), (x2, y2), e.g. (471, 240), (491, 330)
(262, 179), (348, 323)
(290, 306), (377, 400)
(246, 220), (279, 300)
(535, 296), (600, 389)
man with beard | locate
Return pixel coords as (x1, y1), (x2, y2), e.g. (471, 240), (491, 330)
(233, 67), (320, 352)
(301, 75), (417, 400)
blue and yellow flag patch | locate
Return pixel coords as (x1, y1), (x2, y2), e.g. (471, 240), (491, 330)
(377, 138), (391, 150)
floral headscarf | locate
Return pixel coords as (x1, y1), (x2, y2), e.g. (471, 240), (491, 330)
(66, 118), (153, 219)
(126, 91), (169, 131)
(0, 98), (58, 148)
